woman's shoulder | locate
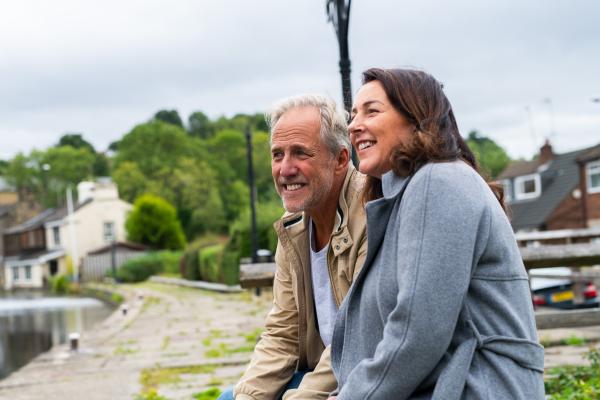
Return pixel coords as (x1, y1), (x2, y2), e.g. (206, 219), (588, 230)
(411, 161), (482, 189)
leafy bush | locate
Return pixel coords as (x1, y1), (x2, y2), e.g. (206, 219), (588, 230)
(228, 201), (283, 258)
(199, 245), (223, 283)
(48, 274), (69, 294)
(221, 241), (240, 285)
(545, 347), (600, 399)
(126, 194), (186, 250)
(115, 251), (182, 283)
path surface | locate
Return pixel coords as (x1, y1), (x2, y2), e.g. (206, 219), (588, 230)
(0, 282), (272, 400)
(1, 281), (599, 400)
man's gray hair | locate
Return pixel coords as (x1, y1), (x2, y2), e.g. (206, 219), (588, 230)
(267, 94), (350, 155)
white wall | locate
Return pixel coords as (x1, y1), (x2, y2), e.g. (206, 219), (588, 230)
(3, 263), (45, 290)
(58, 198), (132, 267)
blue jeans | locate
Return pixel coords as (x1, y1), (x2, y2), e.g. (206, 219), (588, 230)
(217, 370), (309, 400)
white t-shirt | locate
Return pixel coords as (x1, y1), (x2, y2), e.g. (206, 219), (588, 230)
(309, 220), (338, 347)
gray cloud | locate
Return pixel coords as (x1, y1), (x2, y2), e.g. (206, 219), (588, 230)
(1, 0), (599, 159)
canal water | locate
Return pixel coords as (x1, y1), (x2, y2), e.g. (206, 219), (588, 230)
(0, 291), (114, 380)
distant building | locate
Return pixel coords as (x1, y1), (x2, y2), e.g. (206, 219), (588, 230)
(2, 179), (132, 290)
(498, 140), (600, 232)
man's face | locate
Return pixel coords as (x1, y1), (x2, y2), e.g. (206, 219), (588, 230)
(271, 106), (336, 214)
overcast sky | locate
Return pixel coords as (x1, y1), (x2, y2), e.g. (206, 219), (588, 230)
(1, 0), (599, 161)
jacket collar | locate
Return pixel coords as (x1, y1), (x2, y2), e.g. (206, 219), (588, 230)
(381, 169), (410, 199)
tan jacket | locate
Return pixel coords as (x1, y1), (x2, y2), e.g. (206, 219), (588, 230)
(234, 167), (367, 400)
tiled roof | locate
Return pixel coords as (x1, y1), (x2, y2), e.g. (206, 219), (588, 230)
(506, 145), (595, 231)
(497, 159), (543, 180)
(4, 198), (95, 234)
(4, 208), (60, 234)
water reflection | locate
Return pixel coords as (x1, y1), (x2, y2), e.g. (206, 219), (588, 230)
(0, 291), (114, 380)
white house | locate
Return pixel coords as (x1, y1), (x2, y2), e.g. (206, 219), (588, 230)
(2, 179), (132, 290)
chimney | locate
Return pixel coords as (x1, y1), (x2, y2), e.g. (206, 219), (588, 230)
(540, 139), (554, 164)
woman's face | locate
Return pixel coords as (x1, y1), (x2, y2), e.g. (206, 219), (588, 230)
(349, 80), (414, 178)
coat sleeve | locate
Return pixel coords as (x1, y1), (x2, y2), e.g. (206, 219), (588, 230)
(235, 242), (300, 400)
(282, 345), (336, 400)
(338, 165), (488, 400)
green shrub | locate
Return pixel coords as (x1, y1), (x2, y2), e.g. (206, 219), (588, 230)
(199, 245), (222, 283)
(48, 274), (69, 294)
(545, 347), (600, 399)
(115, 251), (182, 283)
(221, 241), (240, 285)
(181, 242), (202, 281)
(126, 194), (186, 250)
(228, 201), (283, 258)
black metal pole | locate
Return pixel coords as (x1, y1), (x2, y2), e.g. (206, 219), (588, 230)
(245, 125), (261, 295)
(327, 0), (357, 166)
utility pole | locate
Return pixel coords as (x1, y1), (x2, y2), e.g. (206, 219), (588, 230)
(66, 186), (79, 283)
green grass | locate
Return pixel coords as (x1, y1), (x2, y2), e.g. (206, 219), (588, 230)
(204, 342), (255, 358)
(245, 328), (263, 344)
(545, 348), (600, 399)
(562, 335), (587, 346)
(139, 364), (217, 393)
(161, 336), (170, 350)
(134, 390), (170, 400)
(192, 388), (222, 400)
(114, 345), (139, 355)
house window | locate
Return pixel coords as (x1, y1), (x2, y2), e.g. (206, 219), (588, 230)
(501, 179), (512, 202)
(587, 160), (600, 194)
(24, 265), (32, 280)
(12, 266), (19, 281)
(103, 222), (115, 242)
(514, 173), (541, 200)
(53, 226), (61, 246)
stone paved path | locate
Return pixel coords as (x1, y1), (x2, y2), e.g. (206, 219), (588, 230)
(1, 281), (599, 399)
(0, 282), (272, 400)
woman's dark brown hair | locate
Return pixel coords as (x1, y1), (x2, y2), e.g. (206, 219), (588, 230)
(361, 68), (505, 210)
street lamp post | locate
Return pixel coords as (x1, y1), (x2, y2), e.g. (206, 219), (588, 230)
(245, 125), (261, 295)
(245, 126), (259, 263)
(326, 0), (357, 165)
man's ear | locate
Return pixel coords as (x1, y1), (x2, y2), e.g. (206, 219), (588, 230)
(335, 147), (350, 173)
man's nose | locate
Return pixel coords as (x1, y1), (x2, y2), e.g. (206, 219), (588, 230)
(280, 155), (298, 177)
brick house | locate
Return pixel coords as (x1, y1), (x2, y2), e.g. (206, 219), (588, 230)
(498, 140), (600, 232)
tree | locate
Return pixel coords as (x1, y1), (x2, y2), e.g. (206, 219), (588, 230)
(188, 111), (214, 139)
(125, 194), (186, 250)
(466, 130), (511, 179)
(114, 120), (205, 177)
(252, 131), (278, 202)
(93, 152), (110, 176)
(0, 159), (9, 175)
(44, 146), (95, 187)
(57, 133), (95, 153)
(154, 109), (183, 128)
(171, 158), (227, 237)
(112, 161), (148, 203)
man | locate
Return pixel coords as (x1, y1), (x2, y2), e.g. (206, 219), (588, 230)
(224, 94), (367, 400)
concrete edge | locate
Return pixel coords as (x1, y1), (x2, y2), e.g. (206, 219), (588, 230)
(149, 276), (243, 293)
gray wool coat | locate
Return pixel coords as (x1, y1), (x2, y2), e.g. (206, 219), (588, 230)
(331, 161), (545, 400)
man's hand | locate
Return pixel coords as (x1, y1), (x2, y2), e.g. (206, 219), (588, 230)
(327, 397), (337, 400)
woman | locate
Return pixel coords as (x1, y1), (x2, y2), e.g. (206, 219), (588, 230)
(329, 68), (545, 399)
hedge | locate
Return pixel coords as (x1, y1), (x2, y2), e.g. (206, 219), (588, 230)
(115, 251), (182, 283)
